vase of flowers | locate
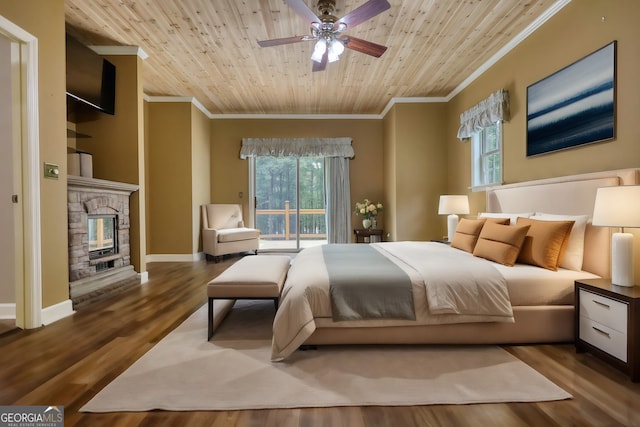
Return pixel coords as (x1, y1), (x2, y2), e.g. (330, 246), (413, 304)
(355, 199), (383, 229)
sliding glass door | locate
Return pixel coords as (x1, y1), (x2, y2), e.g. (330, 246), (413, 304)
(252, 156), (326, 251)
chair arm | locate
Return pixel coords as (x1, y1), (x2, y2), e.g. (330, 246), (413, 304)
(202, 228), (220, 255)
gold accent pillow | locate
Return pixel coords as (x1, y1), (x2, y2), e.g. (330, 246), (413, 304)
(473, 222), (530, 266)
(516, 217), (575, 271)
(451, 218), (510, 253)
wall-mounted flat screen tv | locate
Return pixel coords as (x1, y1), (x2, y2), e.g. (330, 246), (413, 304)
(66, 34), (116, 115)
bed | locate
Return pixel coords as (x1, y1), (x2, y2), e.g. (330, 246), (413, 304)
(271, 169), (640, 361)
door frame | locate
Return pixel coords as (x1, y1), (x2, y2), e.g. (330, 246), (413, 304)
(0, 15), (42, 329)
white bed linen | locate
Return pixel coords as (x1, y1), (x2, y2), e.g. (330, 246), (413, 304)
(272, 242), (515, 361)
(495, 263), (600, 306)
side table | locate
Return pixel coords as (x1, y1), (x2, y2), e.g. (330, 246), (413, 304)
(354, 228), (383, 243)
(575, 278), (640, 382)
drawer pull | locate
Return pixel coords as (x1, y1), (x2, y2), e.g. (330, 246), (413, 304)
(593, 300), (610, 309)
(592, 326), (611, 338)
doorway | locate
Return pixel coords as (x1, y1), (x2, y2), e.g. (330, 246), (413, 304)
(252, 156), (327, 251)
(0, 16), (42, 330)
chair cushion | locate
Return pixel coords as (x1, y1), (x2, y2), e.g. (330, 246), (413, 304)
(205, 204), (244, 230)
(217, 227), (260, 243)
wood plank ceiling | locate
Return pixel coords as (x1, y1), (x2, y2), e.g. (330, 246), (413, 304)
(64, 0), (559, 115)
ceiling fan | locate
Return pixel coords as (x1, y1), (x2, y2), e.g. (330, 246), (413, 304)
(257, 0), (391, 72)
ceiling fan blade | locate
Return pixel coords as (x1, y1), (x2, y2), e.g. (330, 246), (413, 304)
(257, 36), (308, 47)
(312, 51), (328, 72)
(341, 36), (387, 57)
(336, 0), (391, 30)
(284, 0), (321, 24)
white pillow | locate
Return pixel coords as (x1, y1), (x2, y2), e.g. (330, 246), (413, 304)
(532, 213), (589, 271)
(478, 212), (534, 225)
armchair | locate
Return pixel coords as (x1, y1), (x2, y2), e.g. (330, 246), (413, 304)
(201, 204), (260, 262)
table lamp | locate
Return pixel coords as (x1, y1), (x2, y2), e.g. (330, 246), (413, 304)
(592, 185), (640, 287)
(438, 195), (470, 242)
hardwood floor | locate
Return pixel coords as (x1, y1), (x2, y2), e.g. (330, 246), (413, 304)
(1, 258), (640, 427)
(0, 319), (16, 336)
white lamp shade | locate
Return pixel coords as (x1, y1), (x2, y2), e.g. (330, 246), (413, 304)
(438, 195), (469, 242)
(592, 185), (640, 287)
(438, 195), (470, 215)
(592, 186), (640, 228)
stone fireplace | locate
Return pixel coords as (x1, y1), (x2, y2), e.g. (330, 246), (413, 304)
(68, 175), (139, 307)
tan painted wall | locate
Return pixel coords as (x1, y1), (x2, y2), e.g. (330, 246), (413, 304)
(384, 103), (448, 241)
(210, 119), (383, 241)
(144, 101), (210, 256)
(76, 54), (146, 274)
(191, 104), (211, 253)
(0, 1), (69, 308)
(0, 35), (14, 303)
(446, 0), (640, 277)
(145, 102), (193, 255)
(446, 0), (640, 213)
(382, 108), (397, 241)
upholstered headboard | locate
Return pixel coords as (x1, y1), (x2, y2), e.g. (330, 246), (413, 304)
(485, 169), (640, 278)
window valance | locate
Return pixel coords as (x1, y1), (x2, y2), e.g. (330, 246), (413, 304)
(240, 138), (354, 158)
(457, 89), (510, 140)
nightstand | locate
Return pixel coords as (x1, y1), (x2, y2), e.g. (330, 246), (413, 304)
(354, 228), (383, 243)
(575, 278), (640, 382)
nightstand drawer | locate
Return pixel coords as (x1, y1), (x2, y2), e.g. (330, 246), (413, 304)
(579, 289), (628, 333)
(579, 317), (627, 362)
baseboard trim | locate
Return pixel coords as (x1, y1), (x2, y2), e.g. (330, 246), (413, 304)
(139, 271), (149, 284)
(41, 299), (75, 325)
(146, 253), (203, 263)
(0, 303), (16, 319)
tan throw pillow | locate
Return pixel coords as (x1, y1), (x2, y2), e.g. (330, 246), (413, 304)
(451, 219), (486, 252)
(516, 217), (575, 271)
(451, 218), (511, 253)
(478, 212), (534, 225)
(532, 213), (589, 271)
(473, 222), (530, 266)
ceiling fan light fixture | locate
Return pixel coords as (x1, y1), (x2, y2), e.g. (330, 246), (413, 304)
(327, 39), (344, 62)
(311, 39), (327, 62)
(330, 39), (345, 55)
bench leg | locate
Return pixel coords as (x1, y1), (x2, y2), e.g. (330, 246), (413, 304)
(207, 297), (214, 340)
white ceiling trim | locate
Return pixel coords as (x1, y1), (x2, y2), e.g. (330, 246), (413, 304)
(90, 45), (149, 60)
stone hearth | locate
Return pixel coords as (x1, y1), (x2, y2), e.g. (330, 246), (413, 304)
(68, 175), (139, 308)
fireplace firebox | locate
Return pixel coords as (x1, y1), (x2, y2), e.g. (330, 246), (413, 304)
(88, 214), (118, 259)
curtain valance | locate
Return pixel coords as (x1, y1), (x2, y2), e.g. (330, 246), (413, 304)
(240, 138), (354, 158)
(457, 89), (510, 140)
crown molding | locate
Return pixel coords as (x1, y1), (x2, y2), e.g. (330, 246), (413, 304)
(89, 45), (149, 60)
(207, 113), (382, 120)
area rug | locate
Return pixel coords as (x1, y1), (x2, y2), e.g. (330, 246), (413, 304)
(81, 300), (571, 412)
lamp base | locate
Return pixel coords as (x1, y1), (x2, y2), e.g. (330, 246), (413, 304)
(447, 214), (459, 243)
(612, 232), (634, 287)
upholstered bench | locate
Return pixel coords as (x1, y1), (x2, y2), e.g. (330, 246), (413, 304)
(207, 255), (291, 340)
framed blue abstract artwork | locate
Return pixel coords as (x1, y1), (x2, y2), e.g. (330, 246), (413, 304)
(526, 41), (616, 157)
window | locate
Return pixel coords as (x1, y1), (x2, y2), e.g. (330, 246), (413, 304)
(471, 121), (502, 190)
(250, 156), (327, 251)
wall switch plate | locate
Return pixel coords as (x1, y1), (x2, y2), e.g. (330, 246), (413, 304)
(44, 162), (60, 179)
